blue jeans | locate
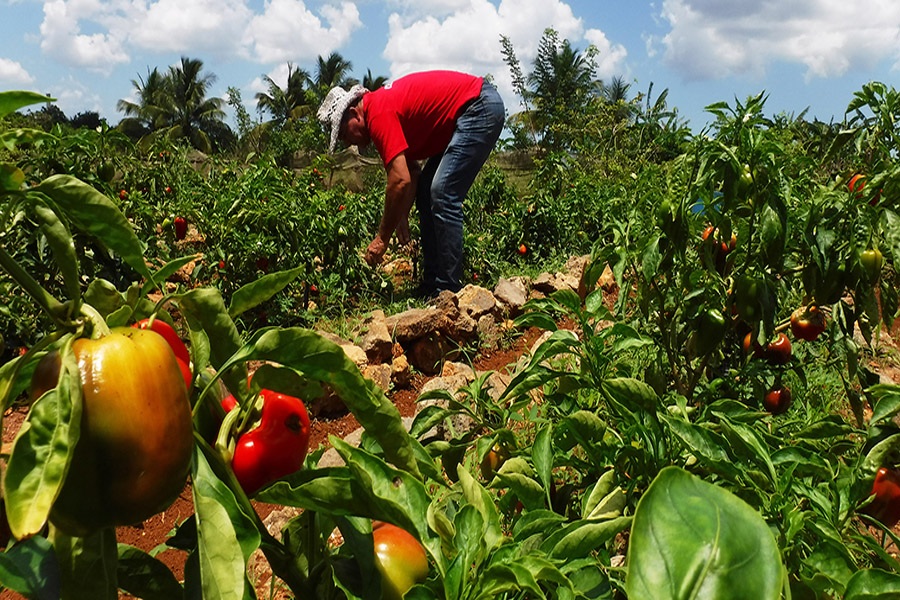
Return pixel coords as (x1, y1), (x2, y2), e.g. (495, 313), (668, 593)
(416, 81), (505, 294)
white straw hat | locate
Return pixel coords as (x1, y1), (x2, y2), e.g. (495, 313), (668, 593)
(317, 84), (367, 152)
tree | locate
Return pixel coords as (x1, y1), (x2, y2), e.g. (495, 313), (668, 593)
(116, 67), (168, 135)
(313, 52), (354, 99)
(115, 57), (229, 153)
(502, 29), (600, 152)
(255, 63), (313, 125)
(362, 69), (388, 91)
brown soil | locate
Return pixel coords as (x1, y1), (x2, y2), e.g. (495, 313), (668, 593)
(0, 324), (548, 600)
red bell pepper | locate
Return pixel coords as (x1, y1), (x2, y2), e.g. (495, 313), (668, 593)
(225, 389), (311, 495)
(132, 317), (192, 390)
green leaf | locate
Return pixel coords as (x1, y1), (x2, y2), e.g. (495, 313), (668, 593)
(30, 199), (80, 302)
(546, 516), (631, 559)
(35, 175), (152, 281)
(192, 444), (259, 600)
(228, 266), (303, 318)
(141, 254), (202, 296)
(0, 91), (56, 119)
(532, 424), (553, 494)
(116, 545), (183, 600)
(664, 416), (741, 480)
(50, 527), (118, 600)
(0, 536), (60, 599)
(601, 377), (658, 413)
(0, 164), (25, 191)
(844, 568), (900, 599)
(625, 466), (783, 600)
(868, 384), (900, 425)
(175, 287), (246, 394)
(5, 338), (81, 538)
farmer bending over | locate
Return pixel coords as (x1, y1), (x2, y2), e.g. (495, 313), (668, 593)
(317, 71), (505, 297)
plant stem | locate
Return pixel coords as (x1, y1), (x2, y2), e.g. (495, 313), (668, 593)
(0, 245), (70, 327)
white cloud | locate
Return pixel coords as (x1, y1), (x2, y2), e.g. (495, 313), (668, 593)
(660, 0), (900, 81)
(49, 75), (104, 115)
(128, 0), (254, 56)
(383, 0), (625, 113)
(244, 0), (362, 63)
(0, 58), (36, 85)
(39, 0), (129, 72)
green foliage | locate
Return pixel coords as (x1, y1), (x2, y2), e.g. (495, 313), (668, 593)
(5, 75), (900, 599)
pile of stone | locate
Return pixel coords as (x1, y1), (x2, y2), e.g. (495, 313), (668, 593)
(306, 255), (616, 418)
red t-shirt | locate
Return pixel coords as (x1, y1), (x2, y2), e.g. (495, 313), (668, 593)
(363, 71), (484, 166)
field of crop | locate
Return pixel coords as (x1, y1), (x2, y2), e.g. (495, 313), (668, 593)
(3, 67), (900, 600)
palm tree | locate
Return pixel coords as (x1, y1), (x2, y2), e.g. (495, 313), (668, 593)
(255, 63), (313, 124)
(161, 57), (227, 153)
(526, 29), (599, 150)
(362, 69), (388, 91)
(116, 67), (168, 133)
(116, 57), (228, 152)
(313, 52), (354, 99)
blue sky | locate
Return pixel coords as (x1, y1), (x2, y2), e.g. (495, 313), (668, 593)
(1, 0), (899, 132)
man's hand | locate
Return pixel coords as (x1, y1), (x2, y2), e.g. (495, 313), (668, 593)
(364, 235), (387, 266)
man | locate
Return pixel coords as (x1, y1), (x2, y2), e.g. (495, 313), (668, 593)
(317, 71), (505, 297)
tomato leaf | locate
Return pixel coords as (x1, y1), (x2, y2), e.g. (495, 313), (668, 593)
(625, 466), (783, 600)
(49, 527), (118, 600)
(545, 516), (631, 559)
(29, 198), (81, 302)
(0, 91), (56, 119)
(5, 337), (81, 539)
(844, 568), (900, 599)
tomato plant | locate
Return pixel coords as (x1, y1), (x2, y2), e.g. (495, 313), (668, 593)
(371, 521), (429, 600)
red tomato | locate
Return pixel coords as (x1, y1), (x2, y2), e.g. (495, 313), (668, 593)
(764, 333), (792, 365)
(790, 305), (827, 341)
(371, 522), (429, 600)
(518, 243), (527, 255)
(174, 216), (187, 240)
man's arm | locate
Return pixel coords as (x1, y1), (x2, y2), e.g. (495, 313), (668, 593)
(365, 153), (418, 265)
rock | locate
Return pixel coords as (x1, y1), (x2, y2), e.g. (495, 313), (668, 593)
(391, 353), (412, 388)
(385, 307), (445, 342)
(359, 309), (393, 364)
(493, 277), (529, 315)
(363, 363), (392, 392)
(409, 332), (449, 375)
(457, 284), (497, 319)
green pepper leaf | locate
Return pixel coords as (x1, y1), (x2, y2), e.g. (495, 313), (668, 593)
(35, 175), (152, 281)
(625, 466), (783, 600)
(5, 337), (81, 539)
